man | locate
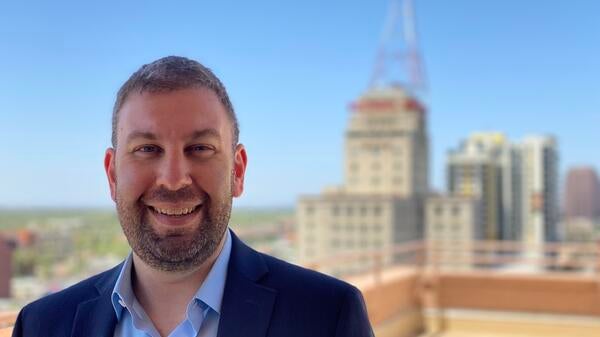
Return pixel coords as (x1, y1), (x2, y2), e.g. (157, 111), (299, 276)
(12, 56), (374, 337)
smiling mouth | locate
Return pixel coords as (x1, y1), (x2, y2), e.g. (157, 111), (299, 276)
(148, 205), (202, 217)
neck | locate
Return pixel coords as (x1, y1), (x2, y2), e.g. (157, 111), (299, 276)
(130, 230), (228, 335)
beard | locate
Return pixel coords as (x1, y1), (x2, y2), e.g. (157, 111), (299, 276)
(116, 184), (232, 272)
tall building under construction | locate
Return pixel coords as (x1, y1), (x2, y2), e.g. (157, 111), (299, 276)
(446, 132), (522, 241)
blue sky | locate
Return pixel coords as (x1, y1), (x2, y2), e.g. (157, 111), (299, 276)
(0, 0), (598, 208)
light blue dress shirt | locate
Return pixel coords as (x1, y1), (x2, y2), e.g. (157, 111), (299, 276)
(111, 229), (232, 337)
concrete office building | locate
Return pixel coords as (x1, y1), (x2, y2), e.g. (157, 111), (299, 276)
(425, 195), (481, 270)
(520, 136), (560, 247)
(344, 88), (428, 197)
(564, 166), (600, 221)
(297, 87), (429, 274)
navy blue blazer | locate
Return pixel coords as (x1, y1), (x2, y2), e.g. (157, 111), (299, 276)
(12, 232), (374, 337)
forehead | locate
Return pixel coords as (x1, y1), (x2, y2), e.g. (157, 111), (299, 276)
(117, 88), (232, 143)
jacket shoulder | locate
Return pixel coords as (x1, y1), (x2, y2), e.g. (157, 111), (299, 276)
(257, 253), (373, 336)
(24, 264), (119, 311)
(13, 264), (121, 336)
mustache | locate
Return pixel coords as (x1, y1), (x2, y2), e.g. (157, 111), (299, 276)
(142, 186), (205, 204)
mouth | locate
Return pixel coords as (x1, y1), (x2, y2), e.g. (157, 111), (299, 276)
(148, 205), (201, 216)
(146, 203), (203, 227)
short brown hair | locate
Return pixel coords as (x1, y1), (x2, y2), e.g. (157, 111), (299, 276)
(112, 56), (239, 147)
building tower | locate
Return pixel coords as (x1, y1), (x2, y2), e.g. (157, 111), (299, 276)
(346, 88), (428, 197)
(446, 132), (522, 241)
(297, 0), (429, 274)
(564, 167), (600, 221)
(562, 166), (600, 241)
(520, 136), (559, 246)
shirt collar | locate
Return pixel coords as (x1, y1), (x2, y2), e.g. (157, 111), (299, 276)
(111, 228), (232, 319)
(111, 251), (134, 320)
(195, 228), (231, 315)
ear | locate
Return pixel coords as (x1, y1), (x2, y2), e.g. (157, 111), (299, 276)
(232, 144), (248, 198)
(104, 148), (117, 202)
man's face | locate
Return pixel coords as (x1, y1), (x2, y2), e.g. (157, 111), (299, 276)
(104, 88), (247, 272)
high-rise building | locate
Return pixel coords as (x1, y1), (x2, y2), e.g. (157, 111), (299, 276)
(563, 166), (600, 221)
(446, 132), (521, 240)
(0, 237), (13, 298)
(446, 132), (560, 247)
(345, 88), (428, 197)
(520, 136), (560, 245)
(297, 87), (429, 273)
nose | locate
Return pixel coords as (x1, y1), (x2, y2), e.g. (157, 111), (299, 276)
(156, 151), (192, 191)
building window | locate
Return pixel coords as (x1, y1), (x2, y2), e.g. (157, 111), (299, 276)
(452, 205), (461, 216)
(359, 238), (368, 247)
(332, 205), (340, 216)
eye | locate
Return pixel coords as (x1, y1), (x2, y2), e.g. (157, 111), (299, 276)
(187, 144), (216, 156)
(135, 145), (162, 154)
(189, 144), (211, 151)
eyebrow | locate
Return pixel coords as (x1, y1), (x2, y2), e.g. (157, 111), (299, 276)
(125, 129), (222, 144)
(188, 128), (222, 141)
(126, 131), (157, 143)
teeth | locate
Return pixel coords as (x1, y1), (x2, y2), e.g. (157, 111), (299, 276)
(153, 206), (197, 216)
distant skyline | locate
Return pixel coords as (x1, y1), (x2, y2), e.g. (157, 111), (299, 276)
(1, 0), (599, 208)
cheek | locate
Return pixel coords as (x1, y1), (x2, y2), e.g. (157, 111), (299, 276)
(116, 163), (154, 199)
(193, 164), (232, 194)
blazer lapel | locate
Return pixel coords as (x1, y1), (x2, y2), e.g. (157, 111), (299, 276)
(71, 264), (121, 337)
(217, 231), (277, 337)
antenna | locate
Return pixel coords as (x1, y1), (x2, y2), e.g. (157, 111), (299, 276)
(369, 0), (427, 92)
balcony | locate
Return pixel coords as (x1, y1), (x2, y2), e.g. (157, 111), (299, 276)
(310, 240), (600, 336)
(2, 240), (600, 336)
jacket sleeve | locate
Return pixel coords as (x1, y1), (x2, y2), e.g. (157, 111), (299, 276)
(334, 286), (375, 337)
(11, 308), (24, 337)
